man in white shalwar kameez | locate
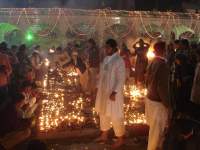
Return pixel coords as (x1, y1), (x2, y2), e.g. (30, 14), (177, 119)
(95, 39), (126, 149)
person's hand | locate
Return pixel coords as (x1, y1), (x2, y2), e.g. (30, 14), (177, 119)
(110, 91), (117, 101)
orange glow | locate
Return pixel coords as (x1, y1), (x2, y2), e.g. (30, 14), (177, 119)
(147, 47), (155, 60)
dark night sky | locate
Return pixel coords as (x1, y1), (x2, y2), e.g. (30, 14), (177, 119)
(0, 0), (197, 11)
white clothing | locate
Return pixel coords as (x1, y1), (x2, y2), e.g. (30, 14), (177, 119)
(29, 97), (37, 108)
(30, 53), (42, 70)
(145, 97), (168, 150)
(100, 115), (125, 137)
(22, 92), (30, 105)
(22, 103), (38, 119)
(21, 92), (38, 118)
(95, 52), (126, 120)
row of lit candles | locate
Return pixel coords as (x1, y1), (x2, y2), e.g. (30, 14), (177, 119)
(38, 69), (147, 132)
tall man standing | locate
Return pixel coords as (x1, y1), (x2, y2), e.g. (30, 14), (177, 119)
(145, 41), (170, 150)
(95, 39), (126, 149)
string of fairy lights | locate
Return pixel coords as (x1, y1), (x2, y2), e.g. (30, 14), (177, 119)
(0, 8), (199, 41)
(38, 64), (147, 132)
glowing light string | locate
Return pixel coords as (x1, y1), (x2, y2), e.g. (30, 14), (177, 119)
(24, 8), (31, 25)
(192, 14), (200, 32)
(103, 9), (133, 39)
(139, 12), (161, 39)
(63, 8), (100, 36)
(16, 10), (23, 25)
(37, 8), (61, 37)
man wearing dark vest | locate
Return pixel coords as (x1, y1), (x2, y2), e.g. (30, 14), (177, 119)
(145, 41), (170, 150)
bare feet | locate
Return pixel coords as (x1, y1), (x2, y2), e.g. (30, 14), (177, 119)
(111, 137), (125, 149)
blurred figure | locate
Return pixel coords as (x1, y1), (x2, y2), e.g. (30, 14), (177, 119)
(133, 39), (149, 85)
(145, 41), (170, 150)
(191, 48), (200, 105)
(179, 39), (190, 56)
(30, 51), (43, 81)
(17, 44), (30, 65)
(53, 47), (71, 70)
(0, 42), (12, 107)
(9, 45), (19, 66)
(120, 43), (131, 80)
(0, 128), (30, 150)
(189, 42), (198, 69)
(174, 40), (181, 52)
(31, 45), (47, 82)
(33, 45), (45, 59)
(163, 118), (200, 150)
(16, 45), (32, 80)
(0, 42), (8, 55)
(171, 39), (195, 112)
(164, 46), (200, 150)
(65, 42), (74, 56)
(65, 50), (88, 94)
(166, 43), (175, 67)
(95, 39), (126, 149)
(0, 93), (31, 136)
(19, 81), (38, 119)
(0, 93), (31, 149)
(86, 39), (100, 97)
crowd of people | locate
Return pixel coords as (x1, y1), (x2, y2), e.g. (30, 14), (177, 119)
(93, 38), (200, 150)
(0, 42), (45, 149)
(144, 39), (200, 150)
(0, 38), (102, 149)
(0, 36), (200, 150)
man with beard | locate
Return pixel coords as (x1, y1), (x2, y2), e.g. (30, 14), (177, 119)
(95, 39), (126, 149)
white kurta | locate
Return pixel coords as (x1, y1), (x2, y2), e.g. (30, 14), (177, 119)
(95, 53), (126, 120)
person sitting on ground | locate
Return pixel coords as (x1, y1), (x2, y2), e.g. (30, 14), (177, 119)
(18, 81), (38, 119)
(0, 92), (31, 149)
